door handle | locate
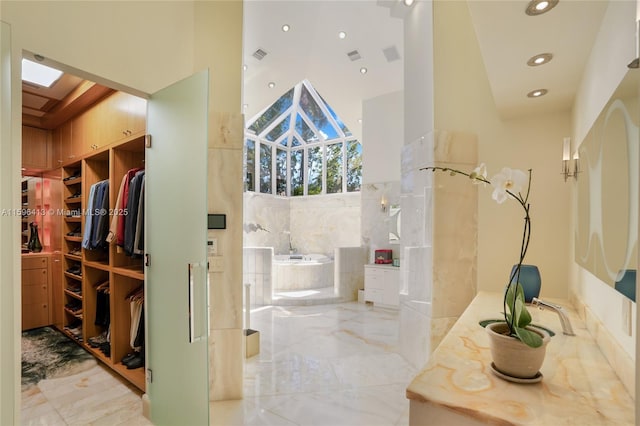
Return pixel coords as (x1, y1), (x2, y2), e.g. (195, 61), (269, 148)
(188, 261), (207, 343)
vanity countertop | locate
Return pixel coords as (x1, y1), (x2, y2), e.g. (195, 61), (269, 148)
(406, 291), (633, 425)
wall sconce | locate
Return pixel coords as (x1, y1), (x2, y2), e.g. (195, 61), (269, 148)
(381, 198), (387, 212)
(562, 137), (580, 181)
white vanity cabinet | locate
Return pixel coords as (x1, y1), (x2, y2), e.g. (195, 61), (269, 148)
(364, 265), (400, 308)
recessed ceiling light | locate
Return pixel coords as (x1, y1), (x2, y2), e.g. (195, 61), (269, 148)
(338, 31), (347, 40)
(268, 82), (276, 88)
(282, 24), (290, 32)
(527, 89), (548, 98)
(527, 53), (553, 66)
(403, 0), (415, 6)
(525, 0), (558, 16)
(360, 67), (368, 74)
(22, 58), (63, 88)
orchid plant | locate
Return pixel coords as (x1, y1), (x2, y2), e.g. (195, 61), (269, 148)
(422, 164), (542, 348)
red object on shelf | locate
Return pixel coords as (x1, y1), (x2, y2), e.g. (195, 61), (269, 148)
(375, 249), (393, 264)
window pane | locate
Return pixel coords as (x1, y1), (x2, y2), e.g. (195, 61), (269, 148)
(300, 85), (339, 140)
(318, 92), (352, 137)
(326, 142), (343, 194)
(308, 146), (323, 195)
(295, 113), (317, 143)
(346, 140), (362, 192)
(265, 115), (290, 142)
(291, 135), (302, 147)
(291, 149), (304, 196)
(276, 148), (287, 196)
(260, 143), (272, 194)
(244, 139), (255, 192)
(248, 88), (294, 135)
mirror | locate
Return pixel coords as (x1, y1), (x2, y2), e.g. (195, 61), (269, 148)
(21, 174), (43, 252)
(575, 70), (639, 301)
(389, 204), (401, 244)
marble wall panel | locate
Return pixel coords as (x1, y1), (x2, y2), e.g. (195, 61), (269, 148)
(399, 300), (432, 369)
(243, 247), (273, 307)
(335, 247), (367, 300)
(209, 328), (244, 400)
(243, 193), (290, 253)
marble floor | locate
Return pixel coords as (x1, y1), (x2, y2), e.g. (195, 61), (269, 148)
(22, 302), (415, 425)
(212, 302), (416, 425)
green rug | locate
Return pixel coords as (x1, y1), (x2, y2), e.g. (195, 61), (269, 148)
(21, 327), (96, 390)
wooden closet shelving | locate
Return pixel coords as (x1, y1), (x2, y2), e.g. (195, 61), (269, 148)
(50, 91), (148, 392)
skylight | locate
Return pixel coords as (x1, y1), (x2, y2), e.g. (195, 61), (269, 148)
(244, 80), (362, 196)
(22, 59), (63, 88)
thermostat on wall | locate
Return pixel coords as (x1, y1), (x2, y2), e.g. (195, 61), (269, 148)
(208, 214), (226, 229)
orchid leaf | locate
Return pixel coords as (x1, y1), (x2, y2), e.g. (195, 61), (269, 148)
(514, 326), (543, 348)
(515, 297), (532, 328)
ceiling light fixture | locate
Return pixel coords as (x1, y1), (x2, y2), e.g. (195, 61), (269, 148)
(525, 0), (558, 16)
(527, 53), (553, 66)
(403, 0), (415, 6)
(268, 82), (276, 88)
(338, 31), (347, 40)
(527, 89), (548, 98)
(22, 58), (63, 88)
(282, 24), (290, 32)
(360, 67), (368, 74)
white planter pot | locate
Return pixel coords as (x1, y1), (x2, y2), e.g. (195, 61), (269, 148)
(486, 321), (550, 379)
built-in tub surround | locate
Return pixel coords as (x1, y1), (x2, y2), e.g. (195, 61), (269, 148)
(243, 247), (366, 306)
(273, 254), (334, 291)
(406, 292), (633, 425)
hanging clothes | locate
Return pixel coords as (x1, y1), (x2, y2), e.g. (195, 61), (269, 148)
(82, 180), (109, 250)
(124, 170), (145, 256)
(116, 168), (144, 247)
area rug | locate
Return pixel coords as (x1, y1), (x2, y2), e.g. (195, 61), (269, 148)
(21, 327), (96, 390)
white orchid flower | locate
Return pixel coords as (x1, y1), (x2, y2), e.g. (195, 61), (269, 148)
(469, 163), (487, 185)
(490, 167), (527, 204)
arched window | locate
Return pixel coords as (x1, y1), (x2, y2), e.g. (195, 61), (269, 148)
(244, 80), (362, 196)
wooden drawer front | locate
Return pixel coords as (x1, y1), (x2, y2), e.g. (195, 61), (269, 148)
(23, 256), (48, 270)
(22, 268), (48, 286)
(22, 283), (49, 304)
(22, 302), (50, 330)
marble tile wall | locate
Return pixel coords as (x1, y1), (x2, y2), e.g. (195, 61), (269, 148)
(244, 192), (361, 257)
(208, 111), (244, 401)
(360, 182), (402, 263)
(398, 131), (478, 369)
(243, 247), (273, 307)
(334, 247), (368, 300)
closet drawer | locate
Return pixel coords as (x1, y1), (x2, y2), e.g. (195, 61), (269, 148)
(23, 256), (48, 270)
(22, 268), (48, 286)
(22, 283), (49, 304)
(22, 302), (50, 330)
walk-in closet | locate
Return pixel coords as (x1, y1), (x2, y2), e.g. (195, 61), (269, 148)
(21, 62), (149, 391)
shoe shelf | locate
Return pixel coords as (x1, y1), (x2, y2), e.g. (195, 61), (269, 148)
(64, 253), (82, 262)
(64, 289), (83, 301)
(64, 307), (83, 320)
(65, 217), (82, 223)
(63, 177), (82, 186)
(64, 272), (82, 281)
(112, 264), (144, 281)
(112, 362), (145, 391)
(65, 236), (83, 243)
(64, 197), (82, 204)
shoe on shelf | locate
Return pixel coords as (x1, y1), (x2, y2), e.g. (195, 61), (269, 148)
(124, 354), (144, 369)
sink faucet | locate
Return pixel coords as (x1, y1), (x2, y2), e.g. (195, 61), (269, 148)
(531, 297), (575, 336)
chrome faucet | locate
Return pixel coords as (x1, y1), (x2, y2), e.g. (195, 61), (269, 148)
(531, 297), (575, 336)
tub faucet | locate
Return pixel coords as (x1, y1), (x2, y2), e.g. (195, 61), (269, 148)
(531, 297), (575, 336)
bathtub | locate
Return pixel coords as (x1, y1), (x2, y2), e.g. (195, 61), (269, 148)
(272, 254), (334, 290)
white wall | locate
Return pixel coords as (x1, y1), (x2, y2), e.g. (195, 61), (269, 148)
(570, 0), (636, 359)
(362, 90), (404, 184)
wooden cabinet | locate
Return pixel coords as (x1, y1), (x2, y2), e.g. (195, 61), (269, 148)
(58, 92), (147, 165)
(22, 254), (52, 330)
(364, 265), (400, 308)
(22, 126), (51, 170)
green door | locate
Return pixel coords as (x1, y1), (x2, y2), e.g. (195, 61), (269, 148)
(145, 70), (209, 425)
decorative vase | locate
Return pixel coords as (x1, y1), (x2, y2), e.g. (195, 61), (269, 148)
(29, 222), (43, 253)
(486, 321), (550, 380)
(509, 264), (541, 303)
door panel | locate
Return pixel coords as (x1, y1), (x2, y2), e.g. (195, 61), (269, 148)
(146, 70), (209, 425)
